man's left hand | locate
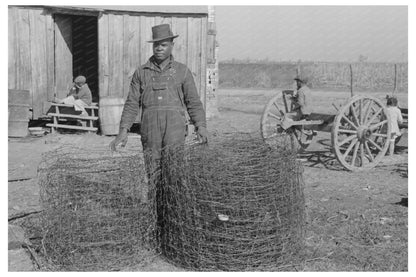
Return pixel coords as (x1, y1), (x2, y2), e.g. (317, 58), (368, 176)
(196, 126), (208, 144)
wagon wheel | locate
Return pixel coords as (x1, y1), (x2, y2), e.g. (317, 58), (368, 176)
(260, 91), (312, 151)
(331, 95), (391, 171)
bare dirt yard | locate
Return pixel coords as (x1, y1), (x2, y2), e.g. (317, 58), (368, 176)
(8, 88), (408, 271)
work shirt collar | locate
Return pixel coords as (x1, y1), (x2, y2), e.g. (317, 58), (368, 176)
(144, 55), (175, 72)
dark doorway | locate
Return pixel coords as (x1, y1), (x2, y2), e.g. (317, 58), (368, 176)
(54, 14), (99, 102)
(72, 15), (99, 103)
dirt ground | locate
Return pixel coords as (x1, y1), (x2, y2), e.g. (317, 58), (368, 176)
(8, 88), (408, 271)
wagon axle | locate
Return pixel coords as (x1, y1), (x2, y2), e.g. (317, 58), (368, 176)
(356, 126), (373, 141)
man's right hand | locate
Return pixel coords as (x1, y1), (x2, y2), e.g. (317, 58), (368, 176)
(109, 128), (129, 151)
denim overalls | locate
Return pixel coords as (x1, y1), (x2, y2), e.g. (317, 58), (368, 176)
(140, 63), (187, 162)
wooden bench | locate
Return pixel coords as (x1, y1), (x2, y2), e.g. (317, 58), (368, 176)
(46, 103), (99, 133)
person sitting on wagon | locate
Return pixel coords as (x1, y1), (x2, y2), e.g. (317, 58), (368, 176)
(290, 75), (316, 139)
(292, 75), (312, 120)
(54, 75), (92, 116)
(386, 96), (403, 154)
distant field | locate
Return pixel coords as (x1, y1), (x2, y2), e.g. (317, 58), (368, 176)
(219, 62), (408, 92)
(217, 88), (409, 117)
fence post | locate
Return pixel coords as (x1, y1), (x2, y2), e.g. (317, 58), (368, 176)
(349, 64), (354, 97)
(393, 63), (398, 95)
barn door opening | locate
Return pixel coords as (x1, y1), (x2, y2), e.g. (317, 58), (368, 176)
(72, 16), (98, 103)
(54, 14), (99, 102)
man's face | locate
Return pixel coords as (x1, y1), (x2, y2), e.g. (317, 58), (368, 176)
(153, 39), (174, 63)
(296, 80), (302, 90)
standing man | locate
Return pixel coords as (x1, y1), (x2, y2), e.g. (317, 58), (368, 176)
(110, 24), (208, 160)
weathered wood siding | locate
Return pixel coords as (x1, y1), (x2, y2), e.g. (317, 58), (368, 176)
(9, 6), (209, 119)
(8, 7), (55, 119)
(54, 14), (73, 99)
(98, 13), (208, 107)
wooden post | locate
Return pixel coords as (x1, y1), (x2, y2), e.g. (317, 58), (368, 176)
(349, 64), (354, 97)
(393, 63), (398, 95)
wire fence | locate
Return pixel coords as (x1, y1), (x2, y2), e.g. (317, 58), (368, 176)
(37, 146), (155, 271)
(150, 133), (306, 270)
(37, 133), (306, 271)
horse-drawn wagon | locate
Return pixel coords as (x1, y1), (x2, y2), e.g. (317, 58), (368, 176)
(260, 90), (407, 171)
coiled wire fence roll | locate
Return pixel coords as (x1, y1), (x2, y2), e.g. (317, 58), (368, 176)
(38, 145), (156, 271)
(37, 133), (305, 271)
(150, 133), (306, 271)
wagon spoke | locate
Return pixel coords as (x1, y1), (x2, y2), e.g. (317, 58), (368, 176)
(342, 138), (358, 159)
(268, 112), (281, 121)
(337, 129), (357, 134)
(371, 133), (388, 138)
(350, 103), (360, 127)
(339, 134), (357, 147)
(360, 142), (365, 166)
(366, 107), (383, 125)
(272, 102), (283, 115)
(362, 100), (373, 125)
(341, 115), (358, 130)
(367, 138), (382, 151)
(359, 99), (363, 124)
(369, 120), (388, 131)
(350, 141), (360, 166)
(364, 141), (374, 162)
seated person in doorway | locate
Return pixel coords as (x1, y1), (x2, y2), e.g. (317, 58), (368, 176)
(386, 96), (403, 154)
(54, 75), (92, 116)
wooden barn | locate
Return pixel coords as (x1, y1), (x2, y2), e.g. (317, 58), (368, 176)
(8, 5), (217, 134)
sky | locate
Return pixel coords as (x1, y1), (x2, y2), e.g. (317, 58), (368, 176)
(215, 5), (408, 62)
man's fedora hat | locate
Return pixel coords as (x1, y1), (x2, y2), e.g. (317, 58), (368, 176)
(148, 24), (179, 43)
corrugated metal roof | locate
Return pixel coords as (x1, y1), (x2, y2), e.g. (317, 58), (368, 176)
(46, 5), (208, 15)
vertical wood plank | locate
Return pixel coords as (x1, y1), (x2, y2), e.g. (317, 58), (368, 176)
(171, 16), (188, 64)
(54, 14), (73, 98)
(45, 12), (55, 103)
(187, 17), (202, 97)
(8, 8), (17, 89)
(29, 9), (48, 119)
(125, 15), (141, 80)
(108, 14), (124, 98)
(98, 14), (109, 97)
(140, 16), (155, 64)
(155, 15), (172, 26)
(124, 14), (142, 122)
(123, 14), (130, 100)
(200, 16), (207, 108)
(16, 8), (32, 91)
